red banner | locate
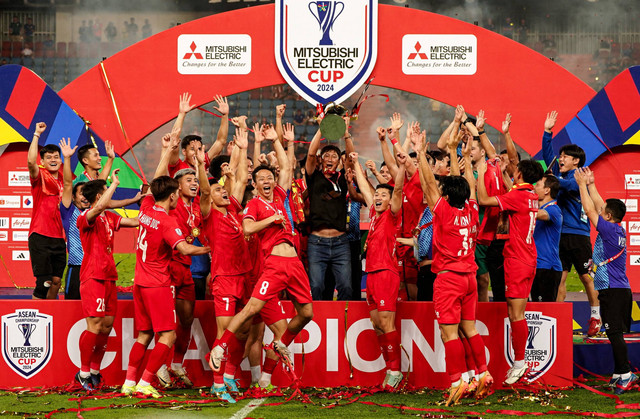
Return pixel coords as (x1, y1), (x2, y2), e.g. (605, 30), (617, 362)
(0, 301), (572, 389)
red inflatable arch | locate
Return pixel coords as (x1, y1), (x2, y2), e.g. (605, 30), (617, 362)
(60, 4), (595, 158)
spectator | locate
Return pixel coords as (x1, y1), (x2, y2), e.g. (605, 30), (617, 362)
(87, 20), (96, 42)
(142, 19), (152, 38)
(23, 18), (35, 43)
(0, 59), (8, 66)
(502, 17), (514, 39)
(93, 18), (103, 42)
(10, 16), (22, 42)
(542, 35), (556, 50)
(484, 18), (496, 32)
(21, 45), (33, 57)
(517, 18), (528, 45)
(128, 18), (139, 41)
(105, 22), (117, 42)
(293, 109), (305, 126)
(79, 20), (88, 42)
(122, 21), (130, 42)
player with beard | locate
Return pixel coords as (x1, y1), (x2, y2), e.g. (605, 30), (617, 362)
(208, 124), (313, 383)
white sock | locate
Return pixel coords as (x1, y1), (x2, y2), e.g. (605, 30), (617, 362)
(591, 306), (600, 319)
(171, 363), (182, 371)
(461, 371), (470, 382)
(250, 366), (261, 383)
(124, 379), (136, 387)
(513, 360), (525, 369)
(475, 372), (482, 381)
(79, 370), (91, 379)
(467, 369), (475, 380)
(223, 373), (235, 380)
(389, 370), (401, 376)
(259, 372), (272, 388)
(451, 378), (462, 387)
(612, 373), (621, 379)
(213, 383), (225, 389)
(621, 372), (631, 380)
(137, 379), (150, 387)
(90, 369), (99, 375)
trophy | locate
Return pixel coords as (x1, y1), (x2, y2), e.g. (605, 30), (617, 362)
(319, 102), (348, 141)
(308, 1), (345, 46)
(526, 325), (540, 350)
(19, 323), (36, 347)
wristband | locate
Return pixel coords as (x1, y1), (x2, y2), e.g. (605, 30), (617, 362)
(390, 138), (398, 146)
(473, 135), (480, 141)
(478, 130), (485, 135)
(33, 133), (40, 138)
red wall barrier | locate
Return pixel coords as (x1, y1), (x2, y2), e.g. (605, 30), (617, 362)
(0, 301), (572, 389)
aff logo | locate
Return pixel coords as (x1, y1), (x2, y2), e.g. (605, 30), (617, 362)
(275, 0), (378, 105)
(1, 309), (53, 379)
(504, 311), (557, 382)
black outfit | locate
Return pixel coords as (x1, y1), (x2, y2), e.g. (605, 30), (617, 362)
(599, 288), (633, 374)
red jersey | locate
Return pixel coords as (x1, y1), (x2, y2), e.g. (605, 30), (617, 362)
(243, 185), (296, 258)
(170, 197), (202, 265)
(477, 157), (507, 245)
(29, 170), (64, 239)
(400, 171), (427, 237)
(77, 210), (122, 282)
(365, 207), (400, 273)
(135, 196), (186, 287)
(431, 197), (479, 274)
(168, 155), (210, 178)
(495, 184), (539, 266)
(204, 196), (250, 276)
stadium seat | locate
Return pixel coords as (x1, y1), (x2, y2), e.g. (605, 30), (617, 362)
(56, 42), (67, 58)
(10, 57), (22, 65)
(67, 42), (77, 58)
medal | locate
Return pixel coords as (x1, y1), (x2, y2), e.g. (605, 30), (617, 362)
(186, 235), (194, 244)
(191, 227), (200, 237)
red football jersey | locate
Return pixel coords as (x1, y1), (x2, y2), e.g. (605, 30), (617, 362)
(365, 207), (400, 273)
(400, 171), (427, 236)
(167, 155), (210, 178)
(477, 157), (507, 245)
(135, 196), (186, 287)
(77, 210), (122, 282)
(431, 197), (479, 274)
(243, 185), (295, 258)
(204, 196), (250, 277)
(495, 184), (539, 267)
(170, 197), (202, 265)
(29, 170), (65, 239)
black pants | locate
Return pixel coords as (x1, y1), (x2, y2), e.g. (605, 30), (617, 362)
(486, 239), (506, 302)
(193, 275), (207, 301)
(64, 265), (81, 300)
(417, 263), (436, 301)
(530, 269), (562, 302)
(599, 288), (632, 374)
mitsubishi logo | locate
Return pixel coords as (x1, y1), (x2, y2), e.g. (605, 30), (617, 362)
(183, 41), (203, 59)
(408, 42), (428, 60)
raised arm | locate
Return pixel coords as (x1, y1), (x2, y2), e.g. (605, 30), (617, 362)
(265, 125), (291, 189)
(86, 169), (120, 223)
(275, 104), (286, 141)
(378, 126), (398, 179)
(351, 152), (374, 208)
(154, 125), (180, 179)
(60, 137), (78, 208)
(542, 111), (558, 174)
(168, 93), (196, 165)
(343, 116), (355, 157)
(476, 160), (500, 207)
(365, 160), (388, 185)
(390, 153), (407, 215)
(28, 122), (47, 179)
(465, 110), (496, 159)
(252, 122), (265, 167)
(196, 143), (212, 218)
(574, 167), (599, 227)
(207, 95), (229, 160)
(584, 167), (605, 212)
(437, 105), (464, 151)
(99, 140), (115, 181)
(305, 128), (322, 175)
(501, 113), (518, 176)
(461, 140), (476, 201)
(231, 127), (249, 203)
(447, 130), (463, 176)
(415, 130), (440, 210)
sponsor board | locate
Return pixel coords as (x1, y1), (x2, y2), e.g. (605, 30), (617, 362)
(177, 34), (251, 75)
(0, 231), (7, 241)
(275, 0), (378, 105)
(12, 231), (28, 242)
(0, 196), (21, 209)
(624, 199), (638, 213)
(625, 174), (640, 190)
(630, 236), (640, 247)
(1, 309), (53, 379)
(504, 311), (557, 382)
(22, 196), (32, 209)
(402, 34), (477, 75)
(11, 218), (31, 229)
(12, 251), (29, 261)
(630, 254), (640, 266)
(0, 218), (8, 229)
(8, 172), (30, 187)
(628, 222), (640, 234)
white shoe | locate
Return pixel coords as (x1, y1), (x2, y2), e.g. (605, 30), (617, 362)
(504, 364), (528, 385)
(171, 364), (193, 387)
(156, 364), (171, 388)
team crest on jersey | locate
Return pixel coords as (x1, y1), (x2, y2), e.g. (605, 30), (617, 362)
(2, 309), (52, 379)
(504, 311), (557, 382)
(274, 0), (378, 105)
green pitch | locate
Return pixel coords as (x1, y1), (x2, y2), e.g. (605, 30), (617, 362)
(1, 383), (638, 418)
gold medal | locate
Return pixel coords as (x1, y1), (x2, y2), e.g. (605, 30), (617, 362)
(191, 227), (200, 237)
(186, 235), (194, 244)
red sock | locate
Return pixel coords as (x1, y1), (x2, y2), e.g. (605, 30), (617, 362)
(125, 341), (148, 382)
(385, 331), (401, 372)
(511, 319), (528, 361)
(173, 324), (191, 364)
(225, 338), (246, 377)
(218, 329), (234, 351)
(376, 334), (389, 363)
(468, 334), (487, 374)
(280, 329), (296, 346)
(213, 369), (225, 385)
(141, 342), (171, 383)
(263, 356), (278, 374)
(79, 330), (98, 373)
(461, 336), (476, 373)
(89, 333), (109, 372)
(444, 339), (465, 383)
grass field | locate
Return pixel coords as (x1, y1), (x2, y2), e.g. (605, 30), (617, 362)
(1, 381), (638, 418)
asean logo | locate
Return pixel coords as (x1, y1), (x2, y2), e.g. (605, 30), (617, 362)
(504, 311), (557, 382)
(2, 309), (53, 379)
(275, 0), (378, 105)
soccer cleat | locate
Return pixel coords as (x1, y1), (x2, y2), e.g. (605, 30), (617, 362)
(121, 383), (136, 396)
(156, 364), (172, 388)
(504, 365), (529, 385)
(381, 370), (391, 388)
(90, 372), (103, 389)
(445, 379), (468, 406)
(171, 365), (193, 387)
(136, 383), (162, 398)
(224, 376), (240, 393)
(272, 340), (293, 368)
(465, 377), (478, 396)
(474, 371), (494, 399)
(211, 385), (236, 403)
(614, 373), (638, 395)
(608, 376), (621, 388)
(75, 372), (94, 391)
(385, 372), (403, 390)
(587, 317), (602, 337)
(208, 346), (225, 372)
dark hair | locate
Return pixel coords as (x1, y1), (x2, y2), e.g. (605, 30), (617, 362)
(150, 176), (179, 202)
(72, 181), (86, 198)
(252, 164), (276, 181)
(39, 144), (61, 159)
(174, 168), (196, 181)
(82, 179), (107, 204)
(429, 150), (447, 162)
(542, 175), (560, 199)
(375, 183), (394, 194)
(460, 116), (477, 130)
(320, 145), (341, 157)
(500, 149), (521, 162)
(517, 159), (544, 184)
(77, 144), (97, 167)
(440, 175), (470, 209)
(605, 198), (626, 222)
(408, 151), (417, 158)
(181, 135), (202, 150)
(380, 161), (387, 168)
(559, 144), (586, 168)
(208, 155), (231, 180)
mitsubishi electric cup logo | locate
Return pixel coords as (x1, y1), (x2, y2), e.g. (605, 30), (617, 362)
(177, 35), (251, 75)
(2, 309), (53, 379)
(504, 311), (557, 382)
(402, 34), (477, 75)
(275, 0), (378, 105)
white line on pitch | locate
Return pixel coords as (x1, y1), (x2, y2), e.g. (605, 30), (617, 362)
(230, 397), (266, 419)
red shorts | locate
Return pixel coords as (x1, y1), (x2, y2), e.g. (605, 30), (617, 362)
(433, 271), (477, 324)
(81, 279), (117, 317)
(366, 269), (401, 312)
(252, 255), (312, 305)
(169, 261), (195, 301)
(398, 253), (419, 285)
(211, 274), (246, 317)
(260, 298), (287, 326)
(504, 257), (536, 299)
(134, 285), (176, 333)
